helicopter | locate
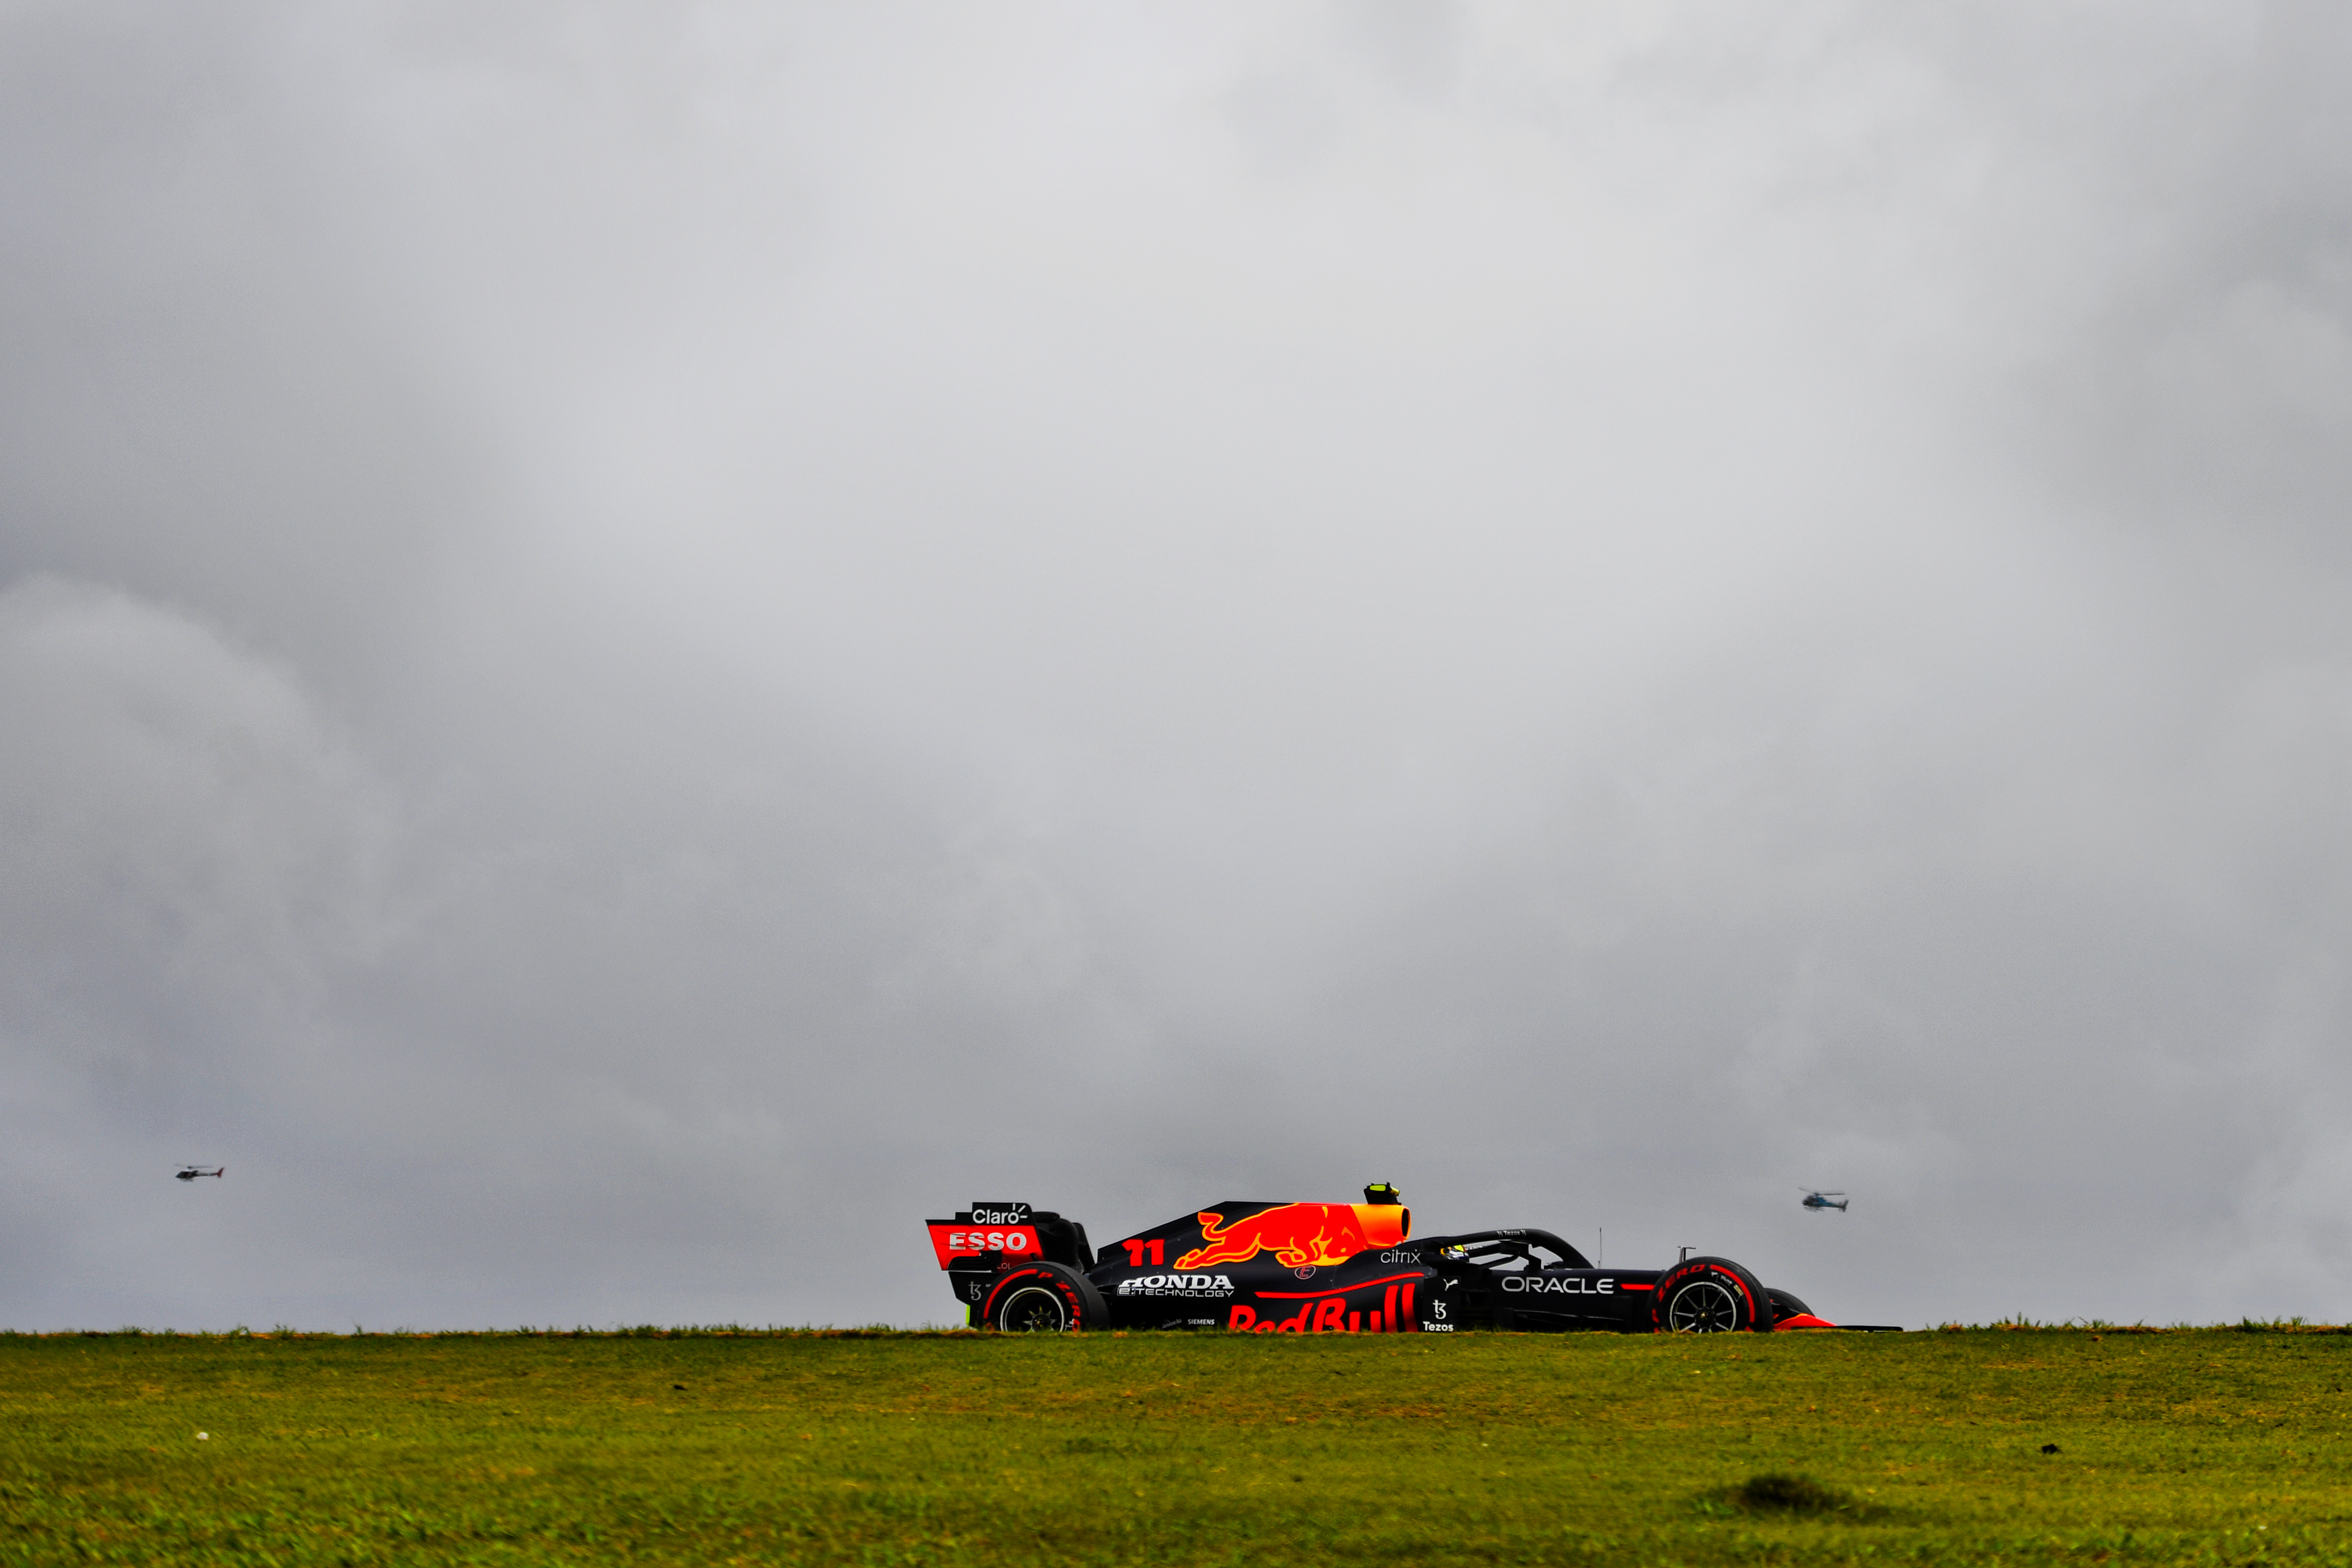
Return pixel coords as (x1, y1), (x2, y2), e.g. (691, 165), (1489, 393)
(1800, 1188), (1847, 1212)
(175, 1166), (225, 1181)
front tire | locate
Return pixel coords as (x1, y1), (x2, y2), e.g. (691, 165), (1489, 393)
(1652, 1256), (1768, 1333)
(982, 1262), (1107, 1332)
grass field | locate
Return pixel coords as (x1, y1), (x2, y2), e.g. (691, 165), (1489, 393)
(8, 1325), (2352, 1565)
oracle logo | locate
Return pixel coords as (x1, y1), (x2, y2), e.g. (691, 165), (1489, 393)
(1499, 1274), (1614, 1295)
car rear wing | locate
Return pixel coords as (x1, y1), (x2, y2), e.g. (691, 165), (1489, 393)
(923, 1203), (1094, 1322)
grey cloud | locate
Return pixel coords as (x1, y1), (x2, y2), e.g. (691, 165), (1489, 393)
(4, 2), (2351, 1330)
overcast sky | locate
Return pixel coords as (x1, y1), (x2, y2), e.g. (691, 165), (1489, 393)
(4, 1), (2350, 1331)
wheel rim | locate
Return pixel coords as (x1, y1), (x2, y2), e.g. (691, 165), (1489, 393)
(1666, 1277), (1741, 1332)
(997, 1286), (1070, 1332)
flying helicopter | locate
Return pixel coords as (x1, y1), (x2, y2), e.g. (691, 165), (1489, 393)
(176, 1166), (224, 1181)
(1800, 1188), (1847, 1212)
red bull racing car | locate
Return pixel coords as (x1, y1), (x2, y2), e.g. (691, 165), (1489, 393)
(925, 1187), (1888, 1334)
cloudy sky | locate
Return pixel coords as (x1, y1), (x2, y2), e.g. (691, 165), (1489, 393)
(4, 1), (2350, 1331)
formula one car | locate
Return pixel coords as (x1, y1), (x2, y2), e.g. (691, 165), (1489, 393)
(925, 1189), (1889, 1334)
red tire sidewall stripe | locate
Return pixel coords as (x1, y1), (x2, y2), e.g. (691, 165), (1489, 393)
(1655, 1262), (1761, 1332)
(985, 1267), (1084, 1327)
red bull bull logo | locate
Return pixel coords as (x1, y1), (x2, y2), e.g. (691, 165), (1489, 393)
(1175, 1203), (1410, 1270)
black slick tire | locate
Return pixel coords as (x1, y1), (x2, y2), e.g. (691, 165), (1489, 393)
(1764, 1287), (1813, 1325)
(1651, 1256), (1769, 1333)
(982, 1261), (1107, 1332)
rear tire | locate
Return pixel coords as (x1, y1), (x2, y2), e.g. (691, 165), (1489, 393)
(1652, 1256), (1768, 1333)
(983, 1261), (1107, 1332)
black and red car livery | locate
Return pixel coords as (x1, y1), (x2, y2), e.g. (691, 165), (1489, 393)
(924, 1191), (1878, 1334)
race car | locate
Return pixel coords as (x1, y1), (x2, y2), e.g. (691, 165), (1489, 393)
(924, 1188), (1885, 1334)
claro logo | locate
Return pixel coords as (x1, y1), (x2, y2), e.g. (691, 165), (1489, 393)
(1500, 1275), (1615, 1295)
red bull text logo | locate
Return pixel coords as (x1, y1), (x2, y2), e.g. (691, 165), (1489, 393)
(1175, 1203), (1410, 1270)
(1226, 1277), (1425, 1333)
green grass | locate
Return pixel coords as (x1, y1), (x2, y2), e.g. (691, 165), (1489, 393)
(9, 1325), (2352, 1564)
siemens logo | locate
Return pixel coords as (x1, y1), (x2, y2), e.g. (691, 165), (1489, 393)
(1500, 1275), (1616, 1295)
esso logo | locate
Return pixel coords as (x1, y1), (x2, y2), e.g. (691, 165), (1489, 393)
(928, 1221), (1044, 1269)
(950, 1229), (1034, 1254)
